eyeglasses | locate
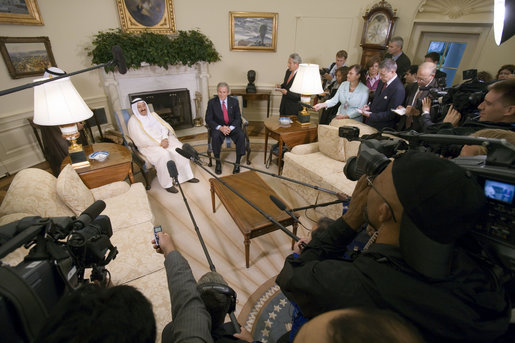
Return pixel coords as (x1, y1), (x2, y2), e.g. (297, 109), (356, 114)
(366, 176), (397, 223)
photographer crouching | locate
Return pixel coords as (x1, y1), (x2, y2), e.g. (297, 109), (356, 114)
(276, 151), (512, 342)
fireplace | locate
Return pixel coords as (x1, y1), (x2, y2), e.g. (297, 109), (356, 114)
(129, 88), (193, 130)
(101, 62), (210, 130)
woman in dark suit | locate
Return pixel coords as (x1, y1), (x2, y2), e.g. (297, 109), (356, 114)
(276, 53), (303, 116)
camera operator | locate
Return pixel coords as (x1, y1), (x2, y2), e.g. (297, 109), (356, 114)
(396, 62), (440, 131)
(153, 232), (255, 343)
(427, 79), (515, 135)
(276, 151), (511, 343)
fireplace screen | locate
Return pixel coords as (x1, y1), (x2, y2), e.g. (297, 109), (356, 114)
(129, 88), (193, 130)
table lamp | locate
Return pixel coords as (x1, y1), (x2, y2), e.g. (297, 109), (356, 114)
(290, 63), (324, 124)
(33, 69), (93, 169)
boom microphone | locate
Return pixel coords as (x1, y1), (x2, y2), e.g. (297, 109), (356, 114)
(269, 195), (309, 232)
(111, 45), (127, 75)
(176, 147), (193, 161)
(73, 200), (106, 230)
(167, 160), (179, 181)
(183, 143), (200, 162)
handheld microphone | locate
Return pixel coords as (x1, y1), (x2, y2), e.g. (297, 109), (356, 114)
(111, 45), (127, 75)
(167, 160), (179, 181)
(269, 195), (309, 232)
(72, 200), (106, 231)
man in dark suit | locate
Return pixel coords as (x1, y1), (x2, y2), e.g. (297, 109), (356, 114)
(276, 53), (302, 116)
(384, 36), (411, 83)
(424, 52), (447, 88)
(397, 62), (439, 131)
(361, 58), (405, 131)
(205, 82), (246, 174)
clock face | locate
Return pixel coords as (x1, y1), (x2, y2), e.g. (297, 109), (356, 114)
(365, 12), (389, 46)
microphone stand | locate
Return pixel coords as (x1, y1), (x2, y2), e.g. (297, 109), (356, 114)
(170, 168), (240, 333)
(186, 157), (301, 243)
(196, 152), (340, 196)
(290, 199), (346, 212)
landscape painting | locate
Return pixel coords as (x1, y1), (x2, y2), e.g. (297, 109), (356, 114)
(0, 36), (56, 79)
(230, 12), (278, 51)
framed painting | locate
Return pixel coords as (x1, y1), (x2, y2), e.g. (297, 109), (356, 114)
(116, 0), (176, 34)
(0, 0), (43, 25)
(0, 36), (57, 79)
(230, 12), (278, 51)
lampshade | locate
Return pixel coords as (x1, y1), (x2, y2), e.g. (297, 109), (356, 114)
(290, 63), (324, 95)
(33, 76), (92, 126)
(494, 0), (515, 46)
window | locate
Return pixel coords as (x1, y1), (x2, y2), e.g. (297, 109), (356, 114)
(427, 41), (467, 87)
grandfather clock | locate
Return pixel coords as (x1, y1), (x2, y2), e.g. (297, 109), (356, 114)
(360, 0), (397, 67)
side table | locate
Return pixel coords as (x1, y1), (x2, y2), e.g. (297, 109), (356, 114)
(264, 116), (318, 174)
(61, 143), (134, 189)
(230, 89), (272, 118)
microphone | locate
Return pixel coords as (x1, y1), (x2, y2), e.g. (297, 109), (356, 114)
(269, 195), (309, 232)
(167, 160), (179, 181)
(182, 144), (341, 197)
(111, 45), (127, 74)
(176, 147), (194, 161)
(72, 200), (106, 230)
(183, 143), (200, 162)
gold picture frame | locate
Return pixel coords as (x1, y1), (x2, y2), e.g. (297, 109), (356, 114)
(230, 12), (278, 52)
(116, 0), (176, 34)
(0, 0), (43, 25)
(0, 36), (57, 79)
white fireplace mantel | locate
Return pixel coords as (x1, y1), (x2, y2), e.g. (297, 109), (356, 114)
(101, 62), (210, 121)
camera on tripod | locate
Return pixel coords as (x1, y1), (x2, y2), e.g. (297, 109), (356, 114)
(0, 200), (117, 342)
(338, 126), (515, 272)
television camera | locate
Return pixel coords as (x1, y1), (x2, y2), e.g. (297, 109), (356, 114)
(420, 69), (489, 124)
(0, 200), (117, 342)
(339, 126), (515, 274)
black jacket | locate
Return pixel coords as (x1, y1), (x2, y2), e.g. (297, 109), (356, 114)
(276, 217), (511, 343)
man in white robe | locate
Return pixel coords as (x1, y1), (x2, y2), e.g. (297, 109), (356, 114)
(128, 98), (198, 193)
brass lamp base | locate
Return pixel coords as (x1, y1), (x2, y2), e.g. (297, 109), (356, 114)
(297, 105), (311, 125)
(69, 140), (90, 169)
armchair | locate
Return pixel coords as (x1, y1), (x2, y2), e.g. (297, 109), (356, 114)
(114, 109), (154, 190)
(205, 95), (251, 167)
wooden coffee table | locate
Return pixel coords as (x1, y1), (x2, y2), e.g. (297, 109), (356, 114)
(264, 115), (318, 174)
(209, 171), (298, 268)
(61, 143), (134, 189)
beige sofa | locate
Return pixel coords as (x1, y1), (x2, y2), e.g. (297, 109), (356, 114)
(0, 165), (162, 285)
(281, 119), (378, 219)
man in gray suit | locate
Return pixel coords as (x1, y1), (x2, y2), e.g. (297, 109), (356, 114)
(384, 36), (411, 83)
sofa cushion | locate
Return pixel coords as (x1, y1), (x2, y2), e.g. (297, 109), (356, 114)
(328, 118), (378, 160)
(56, 164), (95, 215)
(317, 125), (347, 162)
(0, 168), (74, 218)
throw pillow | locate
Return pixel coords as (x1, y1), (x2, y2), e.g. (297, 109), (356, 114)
(0, 168), (74, 218)
(317, 125), (347, 161)
(56, 164), (95, 215)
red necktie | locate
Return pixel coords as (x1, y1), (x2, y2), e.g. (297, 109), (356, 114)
(381, 83), (388, 93)
(222, 101), (229, 124)
(287, 71), (294, 84)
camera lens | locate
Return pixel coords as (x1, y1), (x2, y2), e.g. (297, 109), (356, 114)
(343, 156), (362, 181)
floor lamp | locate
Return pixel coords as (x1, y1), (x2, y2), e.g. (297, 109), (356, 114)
(33, 71), (93, 169)
(290, 63), (324, 124)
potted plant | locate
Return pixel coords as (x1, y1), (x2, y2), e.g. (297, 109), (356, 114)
(87, 29), (221, 71)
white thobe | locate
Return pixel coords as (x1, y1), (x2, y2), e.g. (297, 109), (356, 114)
(128, 112), (194, 188)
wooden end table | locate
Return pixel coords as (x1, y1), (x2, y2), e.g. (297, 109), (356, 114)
(230, 89), (272, 118)
(61, 143), (134, 189)
(264, 115), (318, 174)
(209, 171), (298, 268)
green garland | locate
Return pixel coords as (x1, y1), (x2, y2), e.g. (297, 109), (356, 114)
(87, 29), (221, 71)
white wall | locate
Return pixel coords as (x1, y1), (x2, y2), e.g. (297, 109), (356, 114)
(0, 0), (513, 173)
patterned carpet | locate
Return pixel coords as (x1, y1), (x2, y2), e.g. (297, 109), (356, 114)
(239, 276), (292, 343)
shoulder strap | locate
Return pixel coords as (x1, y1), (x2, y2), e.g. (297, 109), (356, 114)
(0, 265), (48, 341)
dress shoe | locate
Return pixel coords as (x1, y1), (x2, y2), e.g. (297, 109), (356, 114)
(215, 162), (222, 175)
(187, 178), (200, 183)
(166, 186), (178, 193)
(232, 165), (240, 174)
